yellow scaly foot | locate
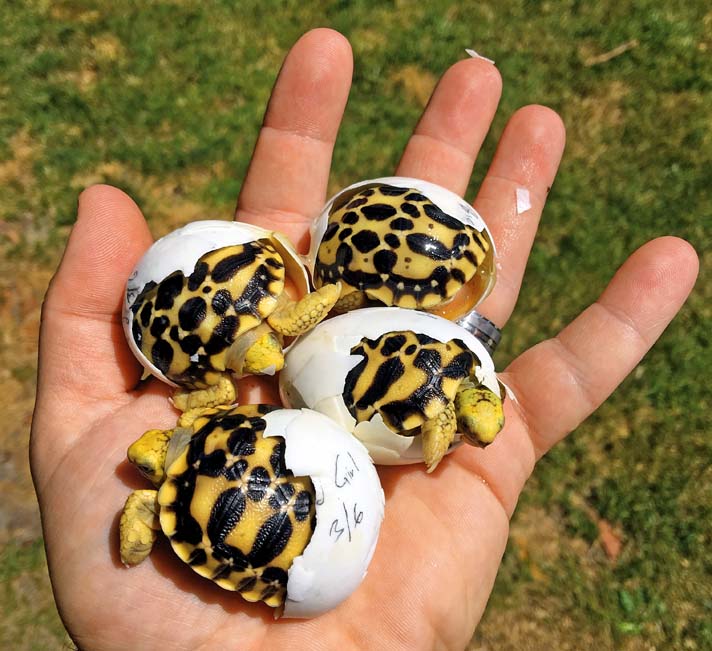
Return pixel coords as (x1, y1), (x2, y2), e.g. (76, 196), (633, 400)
(267, 282), (341, 336)
(332, 289), (369, 313)
(421, 401), (457, 473)
(172, 374), (236, 413)
(119, 489), (160, 566)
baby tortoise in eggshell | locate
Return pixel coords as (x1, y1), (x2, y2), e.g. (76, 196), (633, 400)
(343, 331), (504, 471)
(314, 183), (494, 319)
(130, 239), (340, 411)
(119, 404), (317, 609)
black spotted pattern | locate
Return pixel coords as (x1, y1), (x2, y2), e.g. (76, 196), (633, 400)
(187, 262), (209, 291)
(321, 222), (339, 242)
(207, 488), (247, 545)
(178, 297), (207, 331)
(361, 203), (398, 221)
(155, 274), (184, 310)
(151, 340), (174, 375)
(150, 315), (170, 337)
(384, 233), (400, 248)
(405, 233), (451, 260)
(140, 302), (153, 327)
(390, 218), (414, 231)
(380, 333), (407, 356)
(374, 249), (398, 274)
(351, 229), (380, 253)
(211, 289), (232, 315)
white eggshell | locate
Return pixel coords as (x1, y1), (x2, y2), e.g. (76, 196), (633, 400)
(307, 176), (496, 272)
(122, 220), (308, 385)
(280, 307), (501, 465)
(262, 409), (384, 618)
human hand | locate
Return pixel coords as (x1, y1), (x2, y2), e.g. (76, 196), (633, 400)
(31, 29), (698, 650)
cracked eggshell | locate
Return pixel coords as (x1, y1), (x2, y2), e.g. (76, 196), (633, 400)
(279, 307), (501, 465)
(307, 176), (497, 307)
(262, 409), (384, 618)
(122, 220), (309, 386)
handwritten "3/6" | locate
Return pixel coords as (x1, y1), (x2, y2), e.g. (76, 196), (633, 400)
(329, 501), (364, 543)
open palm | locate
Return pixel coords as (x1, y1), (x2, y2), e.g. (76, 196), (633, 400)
(31, 29), (697, 651)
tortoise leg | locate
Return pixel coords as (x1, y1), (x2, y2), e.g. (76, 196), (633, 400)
(172, 374), (236, 415)
(120, 489), (161, 566)
(454, 386), (504, 446)
(421, 401), (457, 473)
(267, 283), (341, 336)
(332, 289), (369, 313)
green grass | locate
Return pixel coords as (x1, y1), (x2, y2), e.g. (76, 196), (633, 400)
(1, 1), (710, 649)
(0, 541), (70, 649)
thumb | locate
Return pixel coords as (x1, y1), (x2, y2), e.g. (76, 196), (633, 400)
(38, 185), (153, 411)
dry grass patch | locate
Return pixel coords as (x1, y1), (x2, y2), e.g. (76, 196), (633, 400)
(390, 65), (438, 108)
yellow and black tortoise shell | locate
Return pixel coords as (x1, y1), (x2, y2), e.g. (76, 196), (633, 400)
(130, 240), (285, 389)
(314, 184), (491, 309)
(343, 330), (476, 433)
(157, 405), (316, 608)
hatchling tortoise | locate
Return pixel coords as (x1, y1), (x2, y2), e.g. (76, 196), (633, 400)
(119, 404), (316, 609)
(343, 330), (504, 471)
(124, 220), (341, 412)
(311, 177), (496, 320)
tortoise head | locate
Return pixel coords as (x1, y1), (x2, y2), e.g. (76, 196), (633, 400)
(454, 384), (505, 447)
(127, 427), (191, 486)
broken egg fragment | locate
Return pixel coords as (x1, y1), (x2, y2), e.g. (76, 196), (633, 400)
(263, 408), (384, 617)
(122, 405), (384, 619)
(309, 176), (497, 321)
(280, 307), (504, 468)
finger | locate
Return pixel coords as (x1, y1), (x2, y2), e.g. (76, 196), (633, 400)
(474, 105), (566, 326)
(506, 237), (699, 457)
(236, 28), (353, 250)
(450, 397), (538, 518)
(395, 57), (502, 195)
(38, 185), (153, 408)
